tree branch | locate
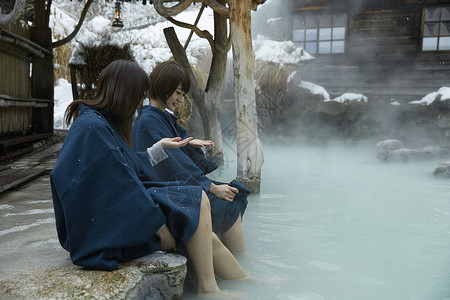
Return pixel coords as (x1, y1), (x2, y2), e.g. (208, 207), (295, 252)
(184, 2), (206, 50)
(152, 0), (193, 18)
(52, 0), (93, 48)
(163, 26), (203, 99)
(204, 0), (229, 17)
(0, 0), (26, 26)
(166, 16), (215, 53)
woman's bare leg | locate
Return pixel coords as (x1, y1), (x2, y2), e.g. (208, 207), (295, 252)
(221, 214), (246, 254)
(212, 232), (248, 280)
(185, 191), (220, 294)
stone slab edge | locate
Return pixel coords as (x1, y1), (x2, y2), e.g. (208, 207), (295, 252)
(0, 253), (187, 300)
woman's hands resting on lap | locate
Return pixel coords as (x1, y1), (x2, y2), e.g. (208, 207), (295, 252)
(209, 183), (239, 202)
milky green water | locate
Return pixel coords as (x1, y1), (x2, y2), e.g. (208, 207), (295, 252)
(202, 141), (450, 300)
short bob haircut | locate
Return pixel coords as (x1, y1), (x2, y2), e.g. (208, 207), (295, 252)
(148, 60), (190, 103)
(65, 59), (150, 145)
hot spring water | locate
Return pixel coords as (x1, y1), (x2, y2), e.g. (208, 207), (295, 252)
(194, 141), (450, 300)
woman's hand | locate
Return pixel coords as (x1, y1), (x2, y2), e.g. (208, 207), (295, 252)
(156, 225), (177, 252)
(158, 137), (193, 149)
(189, 139), (215, 148)
(209, 183), (239, 202)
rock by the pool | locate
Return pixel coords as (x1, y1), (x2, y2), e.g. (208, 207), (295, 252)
(376, 140), (448, 162)
(433, 161), (450, 178)
(376, 139), (405, 151)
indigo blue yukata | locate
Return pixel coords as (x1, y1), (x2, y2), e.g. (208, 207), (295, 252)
(50, 104), (202, 271)
(132, 105), (249, 234)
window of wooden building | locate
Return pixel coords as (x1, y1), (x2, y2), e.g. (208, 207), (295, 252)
(292, 13), (347, 55)
(422, 6), (450, 51)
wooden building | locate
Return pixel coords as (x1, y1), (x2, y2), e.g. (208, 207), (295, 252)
(283, 0), (450, 101)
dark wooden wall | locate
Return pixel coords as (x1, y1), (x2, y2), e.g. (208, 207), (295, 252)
(0, 15), (53, 159)
(348, 6), (421, 63)
(0, 23), (33, 136)
(292, 0), (450, 101)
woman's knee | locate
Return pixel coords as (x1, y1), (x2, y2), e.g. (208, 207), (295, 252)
(200, 190), (211, 212)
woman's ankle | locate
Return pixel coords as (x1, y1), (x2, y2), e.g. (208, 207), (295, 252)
(197, 276), (221, 295)
(197, 283), (221, 295)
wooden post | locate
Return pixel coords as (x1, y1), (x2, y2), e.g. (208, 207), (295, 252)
(30, 0), (53, 134)
(229, 0), (264, 193)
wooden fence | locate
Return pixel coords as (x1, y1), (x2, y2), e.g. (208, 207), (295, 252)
(0, 21), (53, 159)
(0, 22), (31, 135)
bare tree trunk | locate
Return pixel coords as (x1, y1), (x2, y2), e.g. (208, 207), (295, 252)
(163, 6), (229, 164)
(200, 1), (228, 163)
(229, 0), (264, 193)
(202, 93), (224, 162)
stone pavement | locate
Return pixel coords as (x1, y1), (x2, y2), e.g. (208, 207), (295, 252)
(0, 144), (187, 299)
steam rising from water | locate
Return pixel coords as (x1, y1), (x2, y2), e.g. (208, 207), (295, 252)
(199, 140), (450, 299)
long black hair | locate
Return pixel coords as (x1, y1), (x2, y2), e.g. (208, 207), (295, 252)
(65, 59), (150, 145)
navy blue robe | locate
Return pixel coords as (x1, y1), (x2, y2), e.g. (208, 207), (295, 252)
(51, 104), (202, 271)
(132, 105), (249, 234)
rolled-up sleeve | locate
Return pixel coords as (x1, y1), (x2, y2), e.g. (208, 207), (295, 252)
(147, 142), (169, 166)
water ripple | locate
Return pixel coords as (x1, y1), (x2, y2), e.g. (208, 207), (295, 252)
(309, 260), (342, 271)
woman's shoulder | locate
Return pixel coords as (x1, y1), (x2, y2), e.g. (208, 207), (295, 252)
(137, 106), (170, 128)
(67, 108), (115, 143)
(141, 105), (166, 118)
(72, 106), (110, 129)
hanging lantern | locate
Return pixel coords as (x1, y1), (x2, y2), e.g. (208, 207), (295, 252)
(112, 1), (123, 28)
